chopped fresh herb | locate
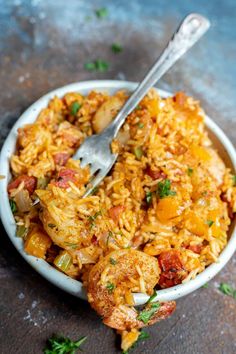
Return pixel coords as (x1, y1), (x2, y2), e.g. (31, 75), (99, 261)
(95, 7), (108, 18)
(106, 282), (115, 294)
(84, 60), (109, 72)
(106, 230), (113, 245)
(135, 105), (141, 110)
(122, 330), (150, 354)
(157, 179), (176, 199)
(206, 220), (214, 227)
(187, 167), (193, 176)
(202, 283), (209, 289)
(88, 211), (102, 228)
(109, 257), (117, 265)
(232, 175), (236, 186)
(71, 102), (82, 116)
(134, 146), (143, 160)
(48, 223), (56, 229)
(64, 242), (78, 249)
(16, 225), (28, 238)
(9, 199), (17, 214)
(147, 290), (157, 303)
(202, 191), (208, 196)
(44, 335), (87, 354)
(137, 122), (144, 129)
(146, 191), (153, 205)
(137, 302), (161, 324)
(111, 43), (123, 53)
(89, 186), (98, 195)
(219, 283), (236, 299)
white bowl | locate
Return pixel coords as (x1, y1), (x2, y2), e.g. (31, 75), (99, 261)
(0, 80), (235, 305)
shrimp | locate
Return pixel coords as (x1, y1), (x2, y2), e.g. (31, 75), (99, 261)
(87, 249), (176, 331)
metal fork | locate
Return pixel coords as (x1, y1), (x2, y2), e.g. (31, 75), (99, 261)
(75, 13), (210, 197)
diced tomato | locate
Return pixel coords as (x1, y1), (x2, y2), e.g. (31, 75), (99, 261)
(145, 166), (167, 180)
(53, 152), (70, 166)
(54, 168), (77, 188)
(108, 205), (124, 224)
(8, 175), (37, 195)
(158, 250), (186, 289)
(186, 244), (202, 254)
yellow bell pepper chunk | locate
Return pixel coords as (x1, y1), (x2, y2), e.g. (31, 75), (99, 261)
(24, 226), (52, 259)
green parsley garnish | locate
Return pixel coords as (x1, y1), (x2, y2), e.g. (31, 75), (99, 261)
(9, 199), (17, 214)
(48, 223), (56, 229)
(109, 257), (117, 265)
(157, 179), (176, 199)
(232, 175), (236, 186)
(122, 330), (150, 354)
(146, 191), (153, 205)
(137, 302), (161, 324)
(133, 146), (143, 160)
(206, 220), (214, 227)
(84, 60), (109, 72)
(88, 211), (102, 229)
(95, 8), (108, 18)
(71, 102), (81, 116)
(202, 283), (209, 289)
(187, 167), (193, 176)
(106, 282), (115, 294)
(147, 290), (157, 303)
(111, 43), (123, 53)
(44, 335), (87, 354)
(64, 242), (78, 249)
(219, 283), (236, 299)
(106, 230), (113, 245)
(137, 122), (144, 129)
(135, 105), (141, 110)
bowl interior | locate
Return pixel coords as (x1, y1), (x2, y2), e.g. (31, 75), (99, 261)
(0, 80), (235, 305)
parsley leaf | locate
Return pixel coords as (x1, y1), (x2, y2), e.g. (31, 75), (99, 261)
(187, 167), (193, 176)
(156, 179), (176, 199)
(9, 199), (17, 214)
(206, 220), (214, 227)
(88, 211), (102, 228)
(71, 102), (81, 116)
(44, 335), (87, 354)
(95, 8), (108, 18)
(137, 122), (144, 129)
(122, 330), (150, 354)
(232, 175), (236, 186)
(111, 43), (123, 53)
(106, 282), (115, 294)
(202, 283), (209, 289)
(48, 223), (56, 229)
(146, 191), (153, 205)
(219, 283), (236, 299)
(137, 302), (161, 324)
(84, 60), (109, 72)
(64, 242), (78, 249)
(109, 257), (117, 265)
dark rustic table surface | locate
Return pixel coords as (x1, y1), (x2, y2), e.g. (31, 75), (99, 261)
(0, 1), (236, 353)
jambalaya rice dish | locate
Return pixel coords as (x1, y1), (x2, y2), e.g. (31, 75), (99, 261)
(8, 89), (236, 352)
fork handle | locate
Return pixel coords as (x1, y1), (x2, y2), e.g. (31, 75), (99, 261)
(106, 13), (210, 137)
